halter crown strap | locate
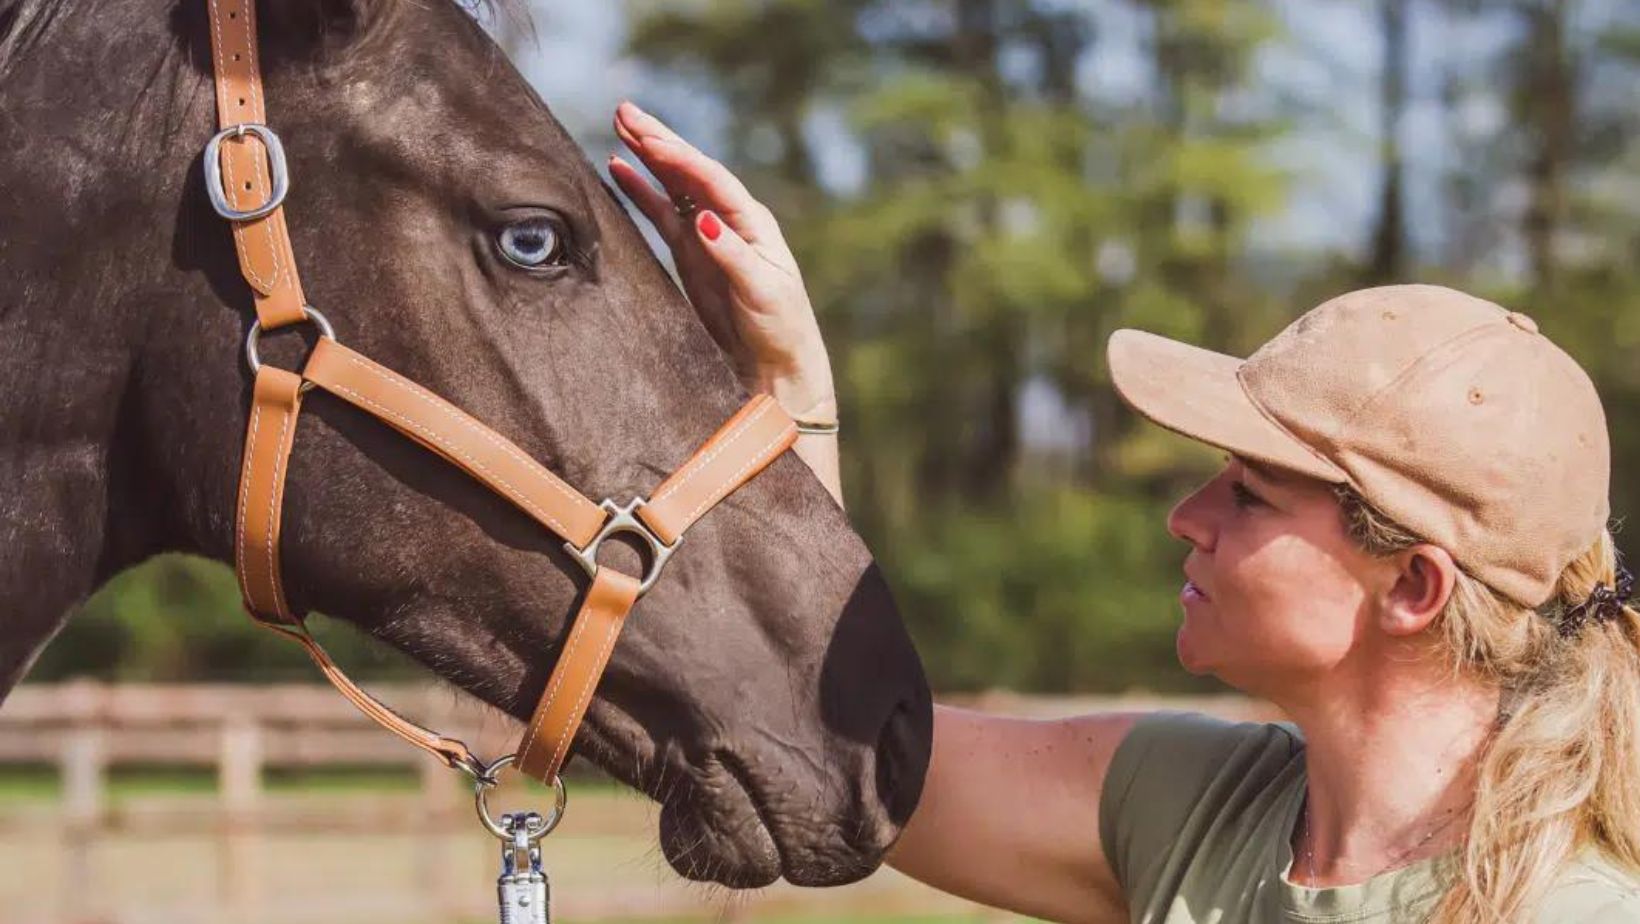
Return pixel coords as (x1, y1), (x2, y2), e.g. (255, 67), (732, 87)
(210, 0), (799, 788)
(203, 0), (307, 329)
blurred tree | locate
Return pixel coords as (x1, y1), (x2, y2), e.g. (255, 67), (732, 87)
(30, 555), (419, 683)
(26, 0), (1639, 694)
(1365, 0), (1409, 282)
(625, 0), (1293, 692)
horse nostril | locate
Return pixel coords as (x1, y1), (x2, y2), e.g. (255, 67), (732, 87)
(874, 696), (928, 827)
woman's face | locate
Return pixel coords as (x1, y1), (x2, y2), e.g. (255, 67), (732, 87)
(1167, 455), (1385, 695)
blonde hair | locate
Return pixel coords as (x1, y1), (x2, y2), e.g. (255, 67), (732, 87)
(1334, 485), (1640, 923)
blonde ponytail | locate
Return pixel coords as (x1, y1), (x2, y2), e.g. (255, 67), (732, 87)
(1336, 485), (1640, 923)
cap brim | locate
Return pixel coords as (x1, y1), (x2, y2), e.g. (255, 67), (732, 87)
(1107, 329), (1346, 483)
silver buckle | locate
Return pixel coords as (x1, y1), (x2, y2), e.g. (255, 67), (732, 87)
(564, 498), (679, 597)
(203, 123), (290, 221)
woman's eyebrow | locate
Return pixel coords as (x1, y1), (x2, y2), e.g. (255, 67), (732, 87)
(1238, 458), (1292, 489)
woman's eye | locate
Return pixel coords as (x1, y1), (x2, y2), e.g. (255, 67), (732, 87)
(497, 217), (567, 269)
(1230, 480), (1264, 509)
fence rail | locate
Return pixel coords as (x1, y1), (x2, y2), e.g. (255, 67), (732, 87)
(0, 683), (1279, 923)
(0, 682), (1280, 805)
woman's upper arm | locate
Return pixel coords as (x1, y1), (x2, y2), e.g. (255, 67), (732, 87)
(885, 704), (1148, 924)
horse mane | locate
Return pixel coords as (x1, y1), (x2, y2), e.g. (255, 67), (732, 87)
(284, 0), (532, 47)
(0, 0), (532, 77)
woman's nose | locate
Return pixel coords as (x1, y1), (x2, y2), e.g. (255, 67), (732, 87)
(1167, 481), (1217, 551)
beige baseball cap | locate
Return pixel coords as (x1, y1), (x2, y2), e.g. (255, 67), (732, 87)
(1108, 284), (1611, 608)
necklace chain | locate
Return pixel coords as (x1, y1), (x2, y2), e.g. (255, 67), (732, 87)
(1299, 795), (1469, 886)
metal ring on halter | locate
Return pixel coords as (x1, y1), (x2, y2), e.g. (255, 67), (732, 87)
(473, 753), (568, 841)
(563, 497), (679, 597)
(244, 305), (336, 376)
(203, 123), (292, 222)
(449, 749), (498, 787)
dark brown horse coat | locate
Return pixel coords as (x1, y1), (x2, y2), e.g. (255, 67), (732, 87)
(0, 0), (931, 888)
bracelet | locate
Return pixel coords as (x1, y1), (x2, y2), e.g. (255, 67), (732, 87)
(794, 417), (840, 436)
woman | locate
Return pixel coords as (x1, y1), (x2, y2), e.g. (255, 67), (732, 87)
(606, 101), (1640, 923)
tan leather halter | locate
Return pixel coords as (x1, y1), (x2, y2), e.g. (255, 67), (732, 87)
(204, 0), (797, 792)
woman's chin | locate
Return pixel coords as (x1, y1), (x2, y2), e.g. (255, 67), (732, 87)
(1175, 620), (1215, 676)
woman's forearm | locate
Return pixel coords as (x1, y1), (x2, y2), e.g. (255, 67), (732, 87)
(794, 432), (843, 509)
(758, 357), (843, 509)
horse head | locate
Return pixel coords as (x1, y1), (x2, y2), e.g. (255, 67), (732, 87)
(0, 0), (931, 888)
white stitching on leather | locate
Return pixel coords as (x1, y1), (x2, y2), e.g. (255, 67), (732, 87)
(544, 604), (623, 776)
(209, 0), (282, 294)
(649, 401), (769, 505)
(265, 398), (293, 621)
(208, 0), (271, 292)
(330, 349), (594, 526)
(236, 399), (260, 603)
(316, 375), (579, 540)
(238, 0), (288, 293)
(678, 427), (791, 528)
(517, 590), (598, 769)
(650, 401), (771, 506)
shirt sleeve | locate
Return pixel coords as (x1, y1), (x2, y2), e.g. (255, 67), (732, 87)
(1535, 854), (1640, 923)
(1097, 709), (1300, 903)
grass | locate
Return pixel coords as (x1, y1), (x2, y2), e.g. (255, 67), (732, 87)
(0, 768), (1034, 922)
(0, 764), (642, 803)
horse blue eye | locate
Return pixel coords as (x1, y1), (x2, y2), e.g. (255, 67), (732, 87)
(498, 218), (565, 268)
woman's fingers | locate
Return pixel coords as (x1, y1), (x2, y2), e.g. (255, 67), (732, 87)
(689, 208), (767, 301)
(614, 101), (785, 251)
(607, 154), (684, 243)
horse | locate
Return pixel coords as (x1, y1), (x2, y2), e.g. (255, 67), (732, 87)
(0, 0), (932, 889)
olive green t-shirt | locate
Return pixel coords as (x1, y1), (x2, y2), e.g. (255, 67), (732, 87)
(1098, 710), (1640, 923)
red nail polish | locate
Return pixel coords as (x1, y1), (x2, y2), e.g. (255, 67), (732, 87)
(699, 211), (722, 242)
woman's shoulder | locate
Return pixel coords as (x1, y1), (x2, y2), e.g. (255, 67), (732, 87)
(1116, 708), (1303, 766)
(1106, 708), (1304, 799)
(1534, 846), (1640, 923)
(1099, 710), (1303, 876)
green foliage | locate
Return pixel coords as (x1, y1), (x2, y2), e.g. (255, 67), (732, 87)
(30, 0), (1640, 696)
(30, 554), (418, 683)
(884, 487), (1217, 693)
(620, 0), (1640, 695)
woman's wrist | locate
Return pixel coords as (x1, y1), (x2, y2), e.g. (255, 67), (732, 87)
(746, 345), (838, 427)
(747, 361), (843, 508)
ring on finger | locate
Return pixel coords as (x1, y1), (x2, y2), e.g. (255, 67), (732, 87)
(672, 194), (699, 220)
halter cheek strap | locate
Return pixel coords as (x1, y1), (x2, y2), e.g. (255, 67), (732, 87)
(208, 0), (798, 787)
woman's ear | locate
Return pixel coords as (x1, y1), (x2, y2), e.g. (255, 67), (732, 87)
(1380, 543), (1458, 636)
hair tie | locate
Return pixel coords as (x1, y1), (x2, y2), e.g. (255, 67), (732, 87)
(1556, 565), (1635, 638)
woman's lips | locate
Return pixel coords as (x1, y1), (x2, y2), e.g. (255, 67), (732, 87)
(1181, 580), (1210, 604)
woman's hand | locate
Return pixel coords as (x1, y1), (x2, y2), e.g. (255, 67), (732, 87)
(608, 101), (842, 506)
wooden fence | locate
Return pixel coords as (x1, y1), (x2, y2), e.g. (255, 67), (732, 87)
(0, 680), (524, 833)
(0, 682), (1280, 830)
(0, 684), (1279, 923)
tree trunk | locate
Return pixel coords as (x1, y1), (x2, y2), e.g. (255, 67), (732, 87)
(1366, 0), (1409, 282)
